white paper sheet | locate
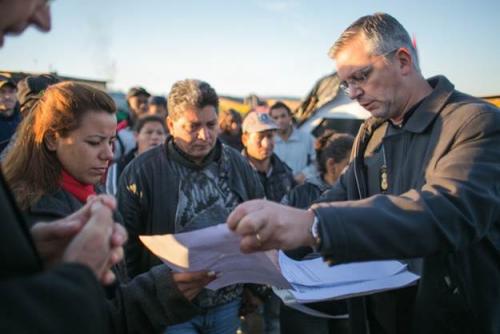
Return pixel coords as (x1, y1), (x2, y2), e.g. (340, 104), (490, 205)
(139, 224), (419, 302)
(289, 271), (419, 303)
(272, 287), (348, 319)
(139, 224), (292, 290)
(278, 252), (407, 286)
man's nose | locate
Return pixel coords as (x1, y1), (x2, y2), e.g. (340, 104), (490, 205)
(198, 127), (209, 141)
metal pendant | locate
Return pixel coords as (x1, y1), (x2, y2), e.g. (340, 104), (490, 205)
(380, 165), (388, 193)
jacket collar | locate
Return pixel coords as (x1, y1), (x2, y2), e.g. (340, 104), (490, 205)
(403, 75), (455, 133)
(166, 135), (222, 170)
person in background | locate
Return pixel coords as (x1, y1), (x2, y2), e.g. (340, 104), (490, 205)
(240, 111), (296, 334)
(0, 73), (62, 161)
(106, 114), (167, 195)
(118, 79), (264, 334)
(0, 75), (21, 154)
(228, 13), (500, 334)
(242, 111), (295, 203)
(3, 81), (203, 333)
(114, 86), (151, 161)
(218, 108), (243, 151)
(0, 1), (125, 333)
(148, 95), (169, 120)
(282, 131), (354, 210)
(269, 101), (316, 184)
(280, 130), (354, 334)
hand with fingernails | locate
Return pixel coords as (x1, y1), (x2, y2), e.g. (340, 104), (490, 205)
(227, 199), (316, 253)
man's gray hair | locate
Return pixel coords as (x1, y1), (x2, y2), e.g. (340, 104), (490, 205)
(168, 79), (219, 120)
(329, 13), (420, 72)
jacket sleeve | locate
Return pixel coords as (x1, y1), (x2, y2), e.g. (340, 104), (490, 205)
(116, 165), (147, 278)
(107, 265), (199, 333)
(0, 264), (110, 334)
(313, 105), (500, 264)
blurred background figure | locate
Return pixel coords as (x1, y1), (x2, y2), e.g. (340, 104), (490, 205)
(148, 95), (168, 120)
(240, 111), (296, 334)
(280, 130), (354, 334)
(115, 86), (151, 161)
(127, 86), (151, 123)
(16, 74), (61, 117)
(0, 74), (20, 154)
(269, 101), (316, 185)
(242, 111), (295, 202)
(106, 114), (168, 195)
(0, 74), (62, 161)
(218, 108), (243, 151)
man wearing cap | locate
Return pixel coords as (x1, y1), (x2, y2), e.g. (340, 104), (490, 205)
(0, 75), (20, 154)
(241, 111), (296, 334)
(118, 79), (264, 334)
(0, 74), (61, 160)
(115, 86), (152, 160)
(242, 111), (296, 203)
(148, 95), (168, 120)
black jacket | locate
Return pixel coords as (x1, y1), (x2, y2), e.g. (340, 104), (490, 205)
(246, 153), (296, 203)
(26, 187), (197, 334)
(282, 176), (331, 209)
(314, 76), (500, 334)
(117, 137), (265, 278)
(0, 173), (111, 334)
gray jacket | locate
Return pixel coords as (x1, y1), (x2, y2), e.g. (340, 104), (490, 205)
(314, 76), (500, 334)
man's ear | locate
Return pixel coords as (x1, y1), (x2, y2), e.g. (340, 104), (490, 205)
(44, 133), (58, 151)
(166, 116), (174, 135)
(241, 133), (249, 147)
(396, 48), (413, 75)
(326, 157), (336, 172)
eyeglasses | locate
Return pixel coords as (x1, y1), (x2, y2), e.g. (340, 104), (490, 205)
(338, 48), (399, 95)
(339, 66), (374, 95)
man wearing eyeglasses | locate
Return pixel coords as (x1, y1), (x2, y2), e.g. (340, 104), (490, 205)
(228, 13), (500, 334)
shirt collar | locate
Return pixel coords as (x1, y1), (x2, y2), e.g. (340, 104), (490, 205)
(401, 75), (455, 133)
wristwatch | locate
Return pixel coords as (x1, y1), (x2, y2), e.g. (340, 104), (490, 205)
(309, 210), (321, 250)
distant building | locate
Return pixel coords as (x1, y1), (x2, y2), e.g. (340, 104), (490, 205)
(0, 70), (107, 91)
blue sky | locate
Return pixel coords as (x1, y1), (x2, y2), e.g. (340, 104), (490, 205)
(2, 0), (499, 98)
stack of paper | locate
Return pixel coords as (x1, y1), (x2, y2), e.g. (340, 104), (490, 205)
(278, 254), (418, 303)
(139, 224), (419, 309)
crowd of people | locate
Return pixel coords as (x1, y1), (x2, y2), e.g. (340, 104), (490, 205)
(1, 1), (499, 334)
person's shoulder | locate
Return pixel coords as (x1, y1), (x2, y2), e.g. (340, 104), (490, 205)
(295, 181), (322, 194)
(272, 153), (293, 174)
(222, 143), (247, 165)
(295, 126), (315, 141)
(122, 144), (167, 177)
(445, 91), (500, 123)
(28, 188), (80, 221)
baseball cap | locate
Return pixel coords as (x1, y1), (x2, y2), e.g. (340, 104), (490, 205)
(242, 111), (279, 133)
(0, 74), (16, 89)
(127, 86), (151, 99)
(16, 74), (61, 112)
(148, 95), (167, 107)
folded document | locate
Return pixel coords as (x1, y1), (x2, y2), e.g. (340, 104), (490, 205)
(139, 224), (419, 304)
